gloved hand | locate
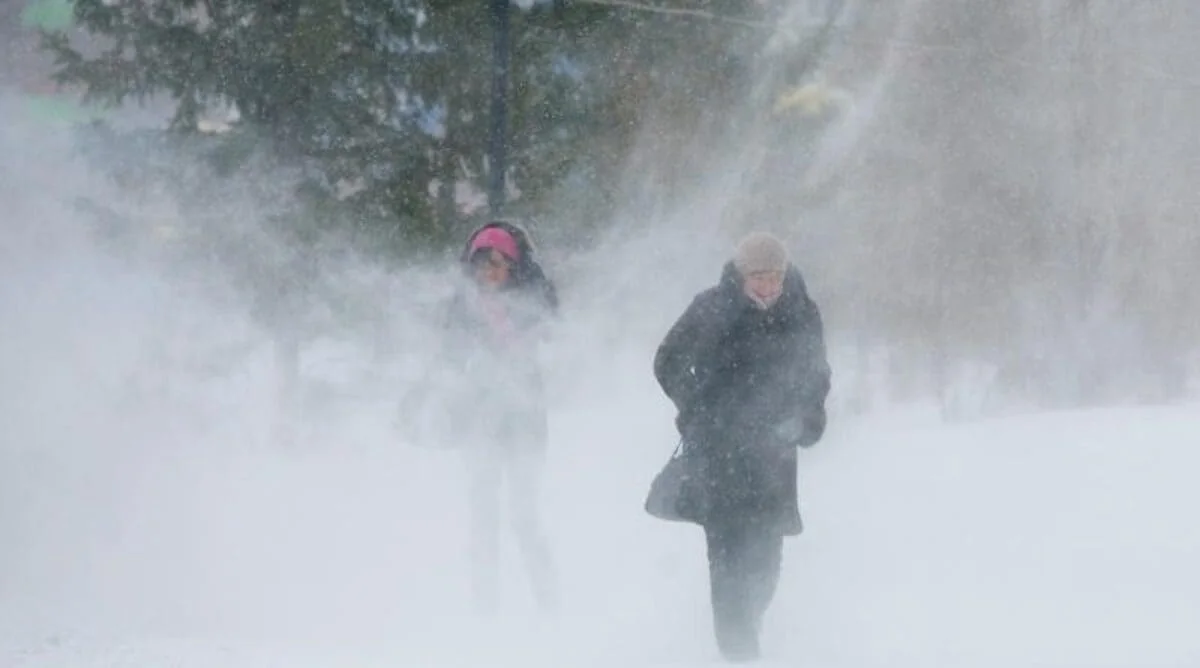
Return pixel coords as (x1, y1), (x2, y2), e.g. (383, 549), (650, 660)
(775, 411), (825, 448)
(774, 416), (807, 447)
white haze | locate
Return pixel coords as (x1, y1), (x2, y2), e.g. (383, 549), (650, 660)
(0, 90), (725, 664)
(3, 0), (1200, 665)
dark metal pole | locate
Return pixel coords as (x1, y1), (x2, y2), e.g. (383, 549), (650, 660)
(487, 0), (510, 216)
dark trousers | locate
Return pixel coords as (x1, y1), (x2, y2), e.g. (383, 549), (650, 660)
(703, 517), (784, 661)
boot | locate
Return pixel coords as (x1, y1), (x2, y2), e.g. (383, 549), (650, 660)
(715, 619), (760, 663)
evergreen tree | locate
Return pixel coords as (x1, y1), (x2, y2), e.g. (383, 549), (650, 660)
(40, 0), (775, 249)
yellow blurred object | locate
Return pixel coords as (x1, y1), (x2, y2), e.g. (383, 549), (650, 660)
(773, 82), (847, 117)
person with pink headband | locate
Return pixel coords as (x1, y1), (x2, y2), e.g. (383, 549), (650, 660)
(468, 226), (521, 264)
(417, 220), (560, 615)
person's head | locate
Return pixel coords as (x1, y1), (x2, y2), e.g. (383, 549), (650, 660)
(732, 231), (789, 308)
(466, 225), (521, 289)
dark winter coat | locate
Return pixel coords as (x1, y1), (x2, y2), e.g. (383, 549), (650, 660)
(653, 261), (831, 534)
(437, 222), (558, 454)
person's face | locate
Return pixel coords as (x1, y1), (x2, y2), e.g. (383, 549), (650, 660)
(473, 248), (513, 289)
(743, 269), (785, 308)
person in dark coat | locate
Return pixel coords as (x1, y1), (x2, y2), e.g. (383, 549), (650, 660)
(652, 231), (831, 662)
(435, 220), (560, 614)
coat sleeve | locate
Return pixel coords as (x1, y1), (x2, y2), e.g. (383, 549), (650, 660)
(540, 276), (560, 315)
(790, 295), (832, 447)
(517, 270), (558, 351)
(653, 293), (716, 413)
(512, 262), (558, 335)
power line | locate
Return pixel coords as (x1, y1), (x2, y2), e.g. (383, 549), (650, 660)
(568, 0), (772, 29)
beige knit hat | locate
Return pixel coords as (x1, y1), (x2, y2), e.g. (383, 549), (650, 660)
(733, 232), (789, 274)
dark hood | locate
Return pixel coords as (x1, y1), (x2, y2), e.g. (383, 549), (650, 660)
(458, 220), (558, 312)
(717, 260), (811, 316)
(460, 220), (546, 290)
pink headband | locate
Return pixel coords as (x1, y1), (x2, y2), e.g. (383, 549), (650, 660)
(469, 226), (520, 261)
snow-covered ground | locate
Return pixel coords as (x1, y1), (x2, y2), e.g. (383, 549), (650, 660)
(3, 326), (1198, 668)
